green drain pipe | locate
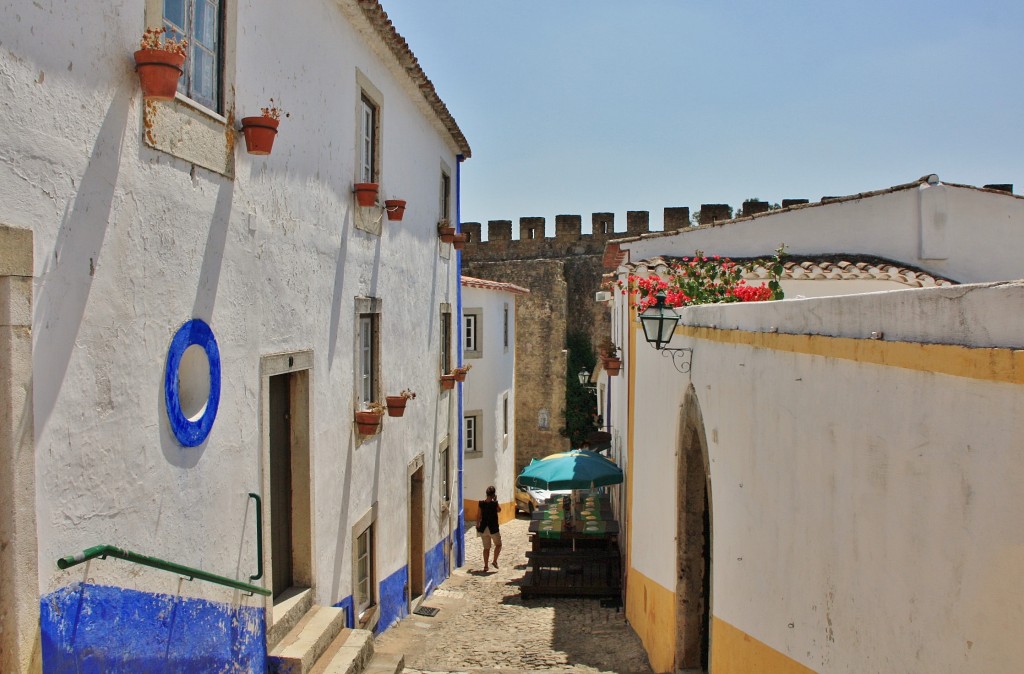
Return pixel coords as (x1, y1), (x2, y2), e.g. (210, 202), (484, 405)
(58, 496), (271, 598)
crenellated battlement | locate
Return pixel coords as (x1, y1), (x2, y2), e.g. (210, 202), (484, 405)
(462, 207), (705, 261)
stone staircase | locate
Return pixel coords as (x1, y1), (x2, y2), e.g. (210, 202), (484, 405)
(267, 590), (404, 674)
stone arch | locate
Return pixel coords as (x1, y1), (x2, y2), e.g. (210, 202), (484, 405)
(675, 384), (712, 672)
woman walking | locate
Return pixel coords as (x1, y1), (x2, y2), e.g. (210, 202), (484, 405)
(477, 486), (502, 572)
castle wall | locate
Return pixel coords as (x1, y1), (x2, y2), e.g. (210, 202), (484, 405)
(461, 260), (568, 472)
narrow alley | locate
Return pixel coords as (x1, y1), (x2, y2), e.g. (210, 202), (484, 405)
(373, 516), (653, 674)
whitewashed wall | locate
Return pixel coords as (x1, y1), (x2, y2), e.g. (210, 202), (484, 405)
(0, 0), (464, 655)
(623, 182), (1024, 285)
(623, 282), (1024, 672)
(461, 284), (517, 510)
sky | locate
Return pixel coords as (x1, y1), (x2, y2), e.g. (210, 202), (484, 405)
(381, 1), (1024, 235)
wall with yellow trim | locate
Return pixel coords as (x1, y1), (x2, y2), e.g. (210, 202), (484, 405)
(462, 499), (516, 526)
(616, 282), (1024, 673)
(712, 618), (817, 674)
(625, 567), (677, 673)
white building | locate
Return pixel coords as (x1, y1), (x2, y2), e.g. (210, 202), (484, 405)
(459, 276), (528, 526)
(0, 1), (470, 671)
(603, 177), (1024, 673)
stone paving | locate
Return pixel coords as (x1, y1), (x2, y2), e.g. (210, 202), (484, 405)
(373, 515), (653, 674)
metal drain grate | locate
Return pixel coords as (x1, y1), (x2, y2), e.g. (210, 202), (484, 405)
(413, 606), (440, 617)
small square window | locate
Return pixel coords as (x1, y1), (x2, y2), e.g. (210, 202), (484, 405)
(163, 0), (223, 111)
(463, 309), (482, 358)
(439, 440), (451, 502)
(464, 413), (481, 454)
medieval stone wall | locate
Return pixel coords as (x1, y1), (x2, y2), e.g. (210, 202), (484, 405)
(462, 259), (569, 472)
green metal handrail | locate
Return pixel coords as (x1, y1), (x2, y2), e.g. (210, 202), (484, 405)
(57, 545), (271, 596)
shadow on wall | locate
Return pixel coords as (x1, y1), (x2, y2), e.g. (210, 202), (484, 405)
(33, 82), (133, 438)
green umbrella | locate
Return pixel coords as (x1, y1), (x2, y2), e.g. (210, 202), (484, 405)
(517, 449), (623, 490)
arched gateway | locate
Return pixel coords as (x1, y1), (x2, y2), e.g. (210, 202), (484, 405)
(676, 386), (712, 672)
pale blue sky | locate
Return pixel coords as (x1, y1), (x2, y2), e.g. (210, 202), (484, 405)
(382, 1), (1023, 234)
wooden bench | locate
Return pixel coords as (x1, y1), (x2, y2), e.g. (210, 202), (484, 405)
(521, 549), (621, 599)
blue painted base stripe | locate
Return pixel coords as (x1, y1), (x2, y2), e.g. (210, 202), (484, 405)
(41, 583), (266, 674)
(425, 536), (448, 593)
(334, 595), (355, 628)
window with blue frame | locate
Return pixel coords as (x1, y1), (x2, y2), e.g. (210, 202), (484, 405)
(163, 0), (222, 111)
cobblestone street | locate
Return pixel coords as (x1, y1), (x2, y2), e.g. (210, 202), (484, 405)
(373, 515), (652, 673)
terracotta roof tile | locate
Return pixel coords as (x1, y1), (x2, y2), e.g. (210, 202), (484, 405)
(461, 276), (531, 294)
(356, 1), (471, 157)
(620, 255), (957, 288)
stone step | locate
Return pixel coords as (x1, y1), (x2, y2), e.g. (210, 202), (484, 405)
(360, 652), (404, 674)
(311, 628), (376, 674)
(268, 605), (349, 674)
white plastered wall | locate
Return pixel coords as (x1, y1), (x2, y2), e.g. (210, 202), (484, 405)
(461, 286), (517, 508)
(0, 0), (461, 616)
(623, 183), (1024, 284)
(625, 282), (1024, 672)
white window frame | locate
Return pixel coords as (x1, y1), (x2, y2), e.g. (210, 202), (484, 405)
(439, 438), (451, 503)
(463, 309), (482, 358)
(502, 392), (510, 448)
(351, 503), (378, 628)
(464, 412), (482, 456)
(360, 96), (377, 184)
(440, 304), (452, 376)
(503, 303), (510, 352)
(162, 0), (223, 112)
(355, 297), (381, 409)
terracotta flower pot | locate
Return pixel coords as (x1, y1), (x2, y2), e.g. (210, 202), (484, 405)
(240, 116), (280, 155)
(134, 49), (185, 101)
(452, 233), (467, 250)
(354, 410), (382, 435)
(354, 183), (379, 207)
(438, 226), (456, 243)
(384, 200), (407, 221)
(603, 356), (621, 377)
(440, 374), (456, 390)
(385, 396), (408, 417)
(453, 369), (468, 382)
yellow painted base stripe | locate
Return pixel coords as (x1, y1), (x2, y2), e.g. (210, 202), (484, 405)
(712, 617), (817, 674)
(624, 566), (676, 673)
(683, 325), (1024, 384)
(462, 499), (516, 525)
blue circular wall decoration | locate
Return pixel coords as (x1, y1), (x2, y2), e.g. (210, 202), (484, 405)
(164, 319), (221, 447)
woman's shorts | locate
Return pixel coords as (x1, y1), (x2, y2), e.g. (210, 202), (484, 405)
(481, 528), (501, 547)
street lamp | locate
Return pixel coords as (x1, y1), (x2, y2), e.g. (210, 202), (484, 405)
(637, 291), (693, 373)
(578, 368), (596, 393)
(638, 292), (680, 350)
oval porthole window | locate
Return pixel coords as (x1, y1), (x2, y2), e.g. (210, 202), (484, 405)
(164, 319), (221, 447)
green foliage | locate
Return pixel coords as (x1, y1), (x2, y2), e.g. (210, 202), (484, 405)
(561, 331), (598, 447)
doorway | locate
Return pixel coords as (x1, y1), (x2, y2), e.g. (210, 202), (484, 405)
(262, 353), (313, 607)
(676, 390), (712, 673)
(408, 458), (425, 606)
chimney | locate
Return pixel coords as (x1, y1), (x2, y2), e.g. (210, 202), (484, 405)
(983, 184), (1013, 193)
(781, 199), (809, 208)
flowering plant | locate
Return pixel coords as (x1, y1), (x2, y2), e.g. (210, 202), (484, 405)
(362, 401), (386, 415)
(597, 338), (620, 358)
(617, 245), (786, 310)
(398, 389), (416, 400)
(259, 98), (288, 121)
(140, 27), (188, 57)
